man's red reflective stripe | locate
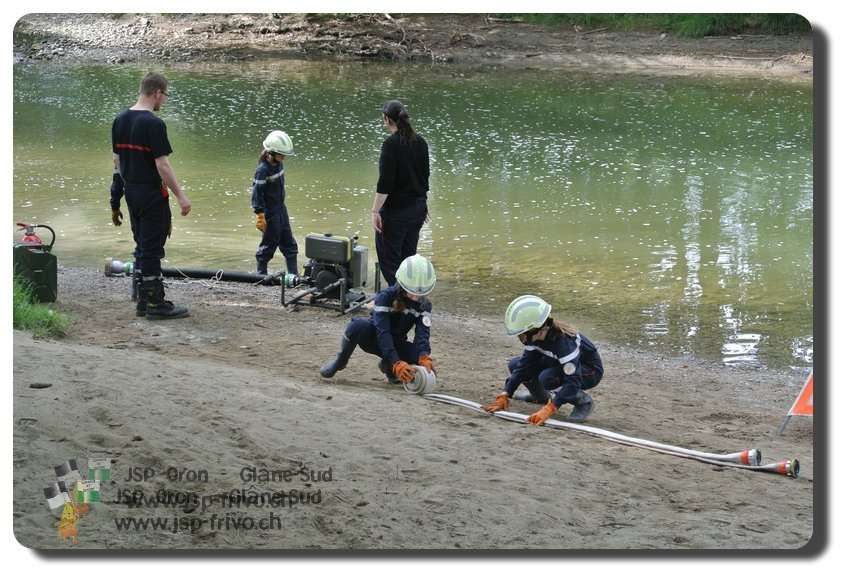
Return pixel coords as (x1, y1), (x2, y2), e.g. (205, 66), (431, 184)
(115, 143), (152, 152)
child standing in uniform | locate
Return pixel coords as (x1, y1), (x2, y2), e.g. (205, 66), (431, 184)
(252, 130), (299, 276)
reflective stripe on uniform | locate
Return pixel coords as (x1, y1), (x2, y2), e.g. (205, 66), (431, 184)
(253, 170), (283, 186)
(373, 305), (430, 320)
(523, 333), (581, 365)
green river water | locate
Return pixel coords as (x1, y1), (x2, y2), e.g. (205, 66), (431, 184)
(12, 58), (813, 373)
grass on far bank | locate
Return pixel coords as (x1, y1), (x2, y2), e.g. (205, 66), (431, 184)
(490, 13), (811, 38)
(13, 275), (71, 337)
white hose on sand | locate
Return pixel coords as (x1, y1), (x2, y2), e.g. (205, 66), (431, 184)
(422, 393), (799, 478)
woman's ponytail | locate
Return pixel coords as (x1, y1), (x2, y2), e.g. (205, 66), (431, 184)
(383, 99), (417, 143)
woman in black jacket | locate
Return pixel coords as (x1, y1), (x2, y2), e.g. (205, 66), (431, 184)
(370, 100), (431, 287)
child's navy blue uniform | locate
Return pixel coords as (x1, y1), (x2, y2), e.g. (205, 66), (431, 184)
(251, 159), (298, 274)
(504, 329), (603, 408)
(344, 283), (432, 368)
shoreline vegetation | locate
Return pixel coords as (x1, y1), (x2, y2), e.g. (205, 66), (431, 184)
(13, 13), (813, 81)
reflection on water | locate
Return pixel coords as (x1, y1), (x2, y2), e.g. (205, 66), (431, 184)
(12, 58), (813, 373)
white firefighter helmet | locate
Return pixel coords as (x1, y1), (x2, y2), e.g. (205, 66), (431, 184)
(504, 295), (552, 335)
(395, 254), (436, 296)
(263, 130), (295, 156)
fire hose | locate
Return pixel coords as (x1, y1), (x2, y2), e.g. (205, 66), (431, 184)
(421, 393), (799, 478)
(105, 257), (283, 285)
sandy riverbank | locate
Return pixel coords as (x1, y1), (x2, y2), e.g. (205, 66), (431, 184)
(11, 265), (815, 550)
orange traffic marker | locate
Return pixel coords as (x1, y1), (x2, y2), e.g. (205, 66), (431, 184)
(778, 370), (813, 434)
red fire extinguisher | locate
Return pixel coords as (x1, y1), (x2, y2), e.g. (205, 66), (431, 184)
(16, 223), (43, 249)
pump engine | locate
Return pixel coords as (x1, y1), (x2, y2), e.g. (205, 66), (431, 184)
(298, 232), (368, 294)
(281, 232), (379, 314)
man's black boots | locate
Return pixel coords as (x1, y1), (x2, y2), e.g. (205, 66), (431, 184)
(136, 283), (148, 317)
(564, 390), (595, 422)
(143, 278), (189, 320)
(257, 259), (269, 275)
(319, 336), (355, 378)
(133, 265), (147, 317)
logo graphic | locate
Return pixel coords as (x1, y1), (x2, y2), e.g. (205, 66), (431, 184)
(42, 458), (111, 544)
(57, 501), (79, 543)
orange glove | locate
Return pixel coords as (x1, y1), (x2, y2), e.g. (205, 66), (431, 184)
(392, 360), (415, 383)
(111, 209), (123, 226)
(418, 355), (436, 374)
(526, 400), (558, 426)
(481, 392), (509, 412)
(255, 213), (266, 232)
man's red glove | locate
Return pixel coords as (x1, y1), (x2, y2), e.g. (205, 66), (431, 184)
(418, 355), (436, 375)
(111, 209), (123, 226)
(526, 400), (558, 426)
(481, 392), (509, 413)
(255, 213), (266, 232)
(392, 360), (415, 383)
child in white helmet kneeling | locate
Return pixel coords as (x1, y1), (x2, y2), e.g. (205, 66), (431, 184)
(319, 254), (438, 385)
(482, 295), (604, 425)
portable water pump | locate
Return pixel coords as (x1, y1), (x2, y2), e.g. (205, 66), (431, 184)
(298, 233), (368, 291)
(281, 232), (380, 314)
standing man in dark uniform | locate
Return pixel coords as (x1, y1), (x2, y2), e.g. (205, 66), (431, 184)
(108, 165), (146, 316)
(112, 71), (192, 319)
(371, 100), (430, 286)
